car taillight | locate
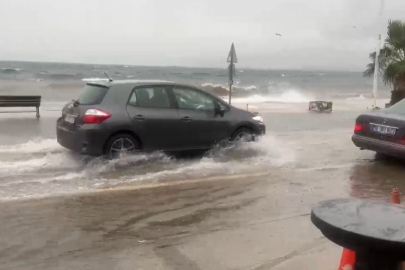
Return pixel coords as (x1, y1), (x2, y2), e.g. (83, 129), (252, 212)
(354, 124), (363, 132)
(83, 109), (111, 124)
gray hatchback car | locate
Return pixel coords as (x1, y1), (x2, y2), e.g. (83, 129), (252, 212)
(57, 80), (266, 156)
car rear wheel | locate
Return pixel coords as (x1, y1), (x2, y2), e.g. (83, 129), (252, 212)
(231, 128), (254, 142)
(105, 134), (139, 158)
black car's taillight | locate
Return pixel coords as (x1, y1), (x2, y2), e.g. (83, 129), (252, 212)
(354, 124), (363, 132)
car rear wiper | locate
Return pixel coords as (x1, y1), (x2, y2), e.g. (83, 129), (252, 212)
(72, 99), (80, 107)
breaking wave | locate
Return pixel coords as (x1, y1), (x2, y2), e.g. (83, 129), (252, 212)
(0, 68), (23, 73)
(237, 85), (257, 91)
(347, 94), (368, 100)
(231, 90), (311, 104)
(201, 83), (259, 97)
(82, 78), (110, 82)
(202, 83), (257, 91)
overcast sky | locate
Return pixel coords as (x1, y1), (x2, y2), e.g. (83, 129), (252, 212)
(0, 0), (404, 70)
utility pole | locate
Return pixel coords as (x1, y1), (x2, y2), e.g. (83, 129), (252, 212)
(227, 43), (238, 105)
(372, 0), (385, 109)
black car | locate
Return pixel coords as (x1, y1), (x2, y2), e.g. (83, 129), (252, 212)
(352, 100), (405, 158)
(57, 80), (266, 156)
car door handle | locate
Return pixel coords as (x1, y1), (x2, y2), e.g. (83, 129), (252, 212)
(181, 116), (192, 122)
(133, 115), (145, 121)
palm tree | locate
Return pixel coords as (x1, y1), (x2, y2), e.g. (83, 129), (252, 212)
(364, 20), (405, 105)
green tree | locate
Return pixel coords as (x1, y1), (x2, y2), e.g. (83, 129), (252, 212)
(364, 20), (405, 105)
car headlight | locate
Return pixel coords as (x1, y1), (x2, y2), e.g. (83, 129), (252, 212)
(252, 115), (263, 123)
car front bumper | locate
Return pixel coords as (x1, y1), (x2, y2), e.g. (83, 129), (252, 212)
(56, 118), (106, 156)
(352, 134), (405, 158)
(255, 123), (266, 135)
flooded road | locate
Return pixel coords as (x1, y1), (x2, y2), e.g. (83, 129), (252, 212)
(1, 100), (399, 201)
(0, 101), (297, 200)
(0, 99), (404, 269)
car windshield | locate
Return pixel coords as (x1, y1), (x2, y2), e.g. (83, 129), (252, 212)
(385, 98), (405, 114)
(77, 85), (109, 105)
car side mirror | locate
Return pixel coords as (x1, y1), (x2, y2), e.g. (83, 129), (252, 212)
(215, 107), (226, 117)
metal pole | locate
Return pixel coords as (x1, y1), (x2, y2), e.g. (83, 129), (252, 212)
(229, 80), (232, 105)
(372, 0), (385, 109)
(229, 62), (233, 105)
(373, 35), (381, 108)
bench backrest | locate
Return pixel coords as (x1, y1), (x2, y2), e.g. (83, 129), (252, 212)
(0, 96), (41, 107)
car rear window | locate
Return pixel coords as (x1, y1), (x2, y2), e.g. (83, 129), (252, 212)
(78, 85), (109, 105)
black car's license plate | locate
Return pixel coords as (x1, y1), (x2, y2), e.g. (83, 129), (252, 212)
(370, 124), (397, 136)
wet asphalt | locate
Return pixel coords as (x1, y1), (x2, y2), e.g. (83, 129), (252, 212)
(1, 101), (405, 269)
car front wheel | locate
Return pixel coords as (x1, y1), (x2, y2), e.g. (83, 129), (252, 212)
(231, 128), (255, 142)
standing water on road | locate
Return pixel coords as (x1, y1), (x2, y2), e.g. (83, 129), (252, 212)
(0, 135), (294, 200)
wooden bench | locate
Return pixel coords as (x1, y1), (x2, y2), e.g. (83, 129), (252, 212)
(0, 96), (41, 118)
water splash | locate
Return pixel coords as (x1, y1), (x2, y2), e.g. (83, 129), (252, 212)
(0, 135), (294, 200)
(0, 138), (61, 154)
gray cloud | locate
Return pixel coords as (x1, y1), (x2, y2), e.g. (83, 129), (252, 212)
(0, 0), (404, 70)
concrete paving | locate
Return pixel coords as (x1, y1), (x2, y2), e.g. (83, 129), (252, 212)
(0, 169), (344, 270)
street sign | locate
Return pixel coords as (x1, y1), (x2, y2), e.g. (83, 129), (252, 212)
(227, 43), (238, 63)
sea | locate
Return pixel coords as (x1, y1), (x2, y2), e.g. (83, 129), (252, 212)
(0, 60), (391, 103)
(0, 60), (396, 201)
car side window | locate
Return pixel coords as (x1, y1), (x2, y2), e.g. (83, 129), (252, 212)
(129, 86), (171, 108)
(128, 91), (137, 106)
(173, 87), (215, 111)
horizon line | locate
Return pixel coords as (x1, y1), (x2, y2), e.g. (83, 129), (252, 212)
(0, 59), (365, 73)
